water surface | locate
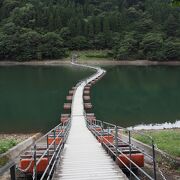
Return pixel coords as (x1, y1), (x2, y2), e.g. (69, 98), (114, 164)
(91, 66), (180, 127)
(0, 65), (92, 133)
(1, 65), (180, 132)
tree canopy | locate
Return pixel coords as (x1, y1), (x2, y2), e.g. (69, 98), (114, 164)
(0, 0), (179, 61)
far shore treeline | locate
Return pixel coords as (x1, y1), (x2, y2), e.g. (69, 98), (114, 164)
(0, 0), (179, 61)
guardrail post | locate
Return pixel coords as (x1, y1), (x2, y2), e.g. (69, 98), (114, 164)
(33, 144), (37, 180)
(152, 140), (157, 180)
(108, 126), (110, 138)
(54, 129), (56, 152)
(62, 120), (64, 129)
(90, 118), (92, 129)
(128, 130), (132, 180)
(115, 126), (118, 158)
(10, 164), (16, 180)
(101, 121), (104, 130)
(47, 134), (49, 164)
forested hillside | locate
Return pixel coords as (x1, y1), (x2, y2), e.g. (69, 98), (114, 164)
(0, 0), (179, 61)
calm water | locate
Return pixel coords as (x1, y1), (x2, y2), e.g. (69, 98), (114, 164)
(1, 65), (180, 133)
(0, 65), (92, 133)
(91, 66), (180, 127)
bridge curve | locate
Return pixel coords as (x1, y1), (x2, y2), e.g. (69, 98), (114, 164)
(53, 62), (127, 180)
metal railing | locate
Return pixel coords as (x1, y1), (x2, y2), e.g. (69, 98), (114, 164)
(74, 57), (157, 179)
(86, 117), (157, 180)
(73, 54), (163, 180)
(16, 120), (71, 180)
(35, 121), (71, 180)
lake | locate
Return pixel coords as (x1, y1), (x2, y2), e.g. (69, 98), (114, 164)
(0, 65), (92, 133)
(91, 65), (180, 128)
(1, 65), (180, 133)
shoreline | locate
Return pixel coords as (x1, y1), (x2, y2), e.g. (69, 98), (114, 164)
(0, 60), (71, 66)
(78, 59), (180, 66)
(1, 59), (180, 66)
(128, 120), (180, 130)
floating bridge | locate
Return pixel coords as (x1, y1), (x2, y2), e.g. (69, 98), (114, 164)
(12, 61), (157, 180)
(52, 65), (127, 180)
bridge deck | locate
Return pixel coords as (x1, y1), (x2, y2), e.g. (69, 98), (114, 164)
(53, 66), (127, 180)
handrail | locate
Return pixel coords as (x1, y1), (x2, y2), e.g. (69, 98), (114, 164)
(31, 119), (71, 180)
(86, 118), (158, 180)
(116, 136), (153, 160)
(35, 123), (63, 144)
(15, 124), (65, 176)
(41, 125), (71, 180)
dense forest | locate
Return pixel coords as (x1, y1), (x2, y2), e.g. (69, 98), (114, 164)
(0, 0), (179, 61)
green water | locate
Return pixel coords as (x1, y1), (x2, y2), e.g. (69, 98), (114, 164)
(1, 65), (180, 132)
(91, 66), (180, 127)
(0, 65), (92, 133)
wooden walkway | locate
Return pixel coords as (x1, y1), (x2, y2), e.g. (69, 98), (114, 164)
(53, 65), (127, 180)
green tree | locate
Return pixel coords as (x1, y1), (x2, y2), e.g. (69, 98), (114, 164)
(68, 18), (77, 36)
(18, 31), (41, 61)
(2, 22), (19, 35)
(88, 20), (94, 37)
(94, 16), (101, 34)
(0, 0), (179, 61)
(41, 32), (65, 59)
(0, 32), (20, 60)
(141, 32), (164, 60)
(12, 3), (35, 28)
(164, 39), (180, 60)
(77, 20), (83, 35)
(70, 36), (89, 50)
(0, 0), (20, 19)
(165, 14), (179, 37)
(102, 16), (110, 34)
(113, 32), (138, 60)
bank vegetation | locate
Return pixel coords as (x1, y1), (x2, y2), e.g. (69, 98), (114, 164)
(0, 0), (179, 61)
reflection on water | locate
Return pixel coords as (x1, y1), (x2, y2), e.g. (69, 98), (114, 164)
(0, 65), (92, 133)
(91, 66), (180, 127)
(128, 120), (180, 130)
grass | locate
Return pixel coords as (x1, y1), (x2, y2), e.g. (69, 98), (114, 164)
(0, 139), (18, 154)
(0, 156), (9, 167)
(76, 50), (113, 61)
(133, 129), (180, 157)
